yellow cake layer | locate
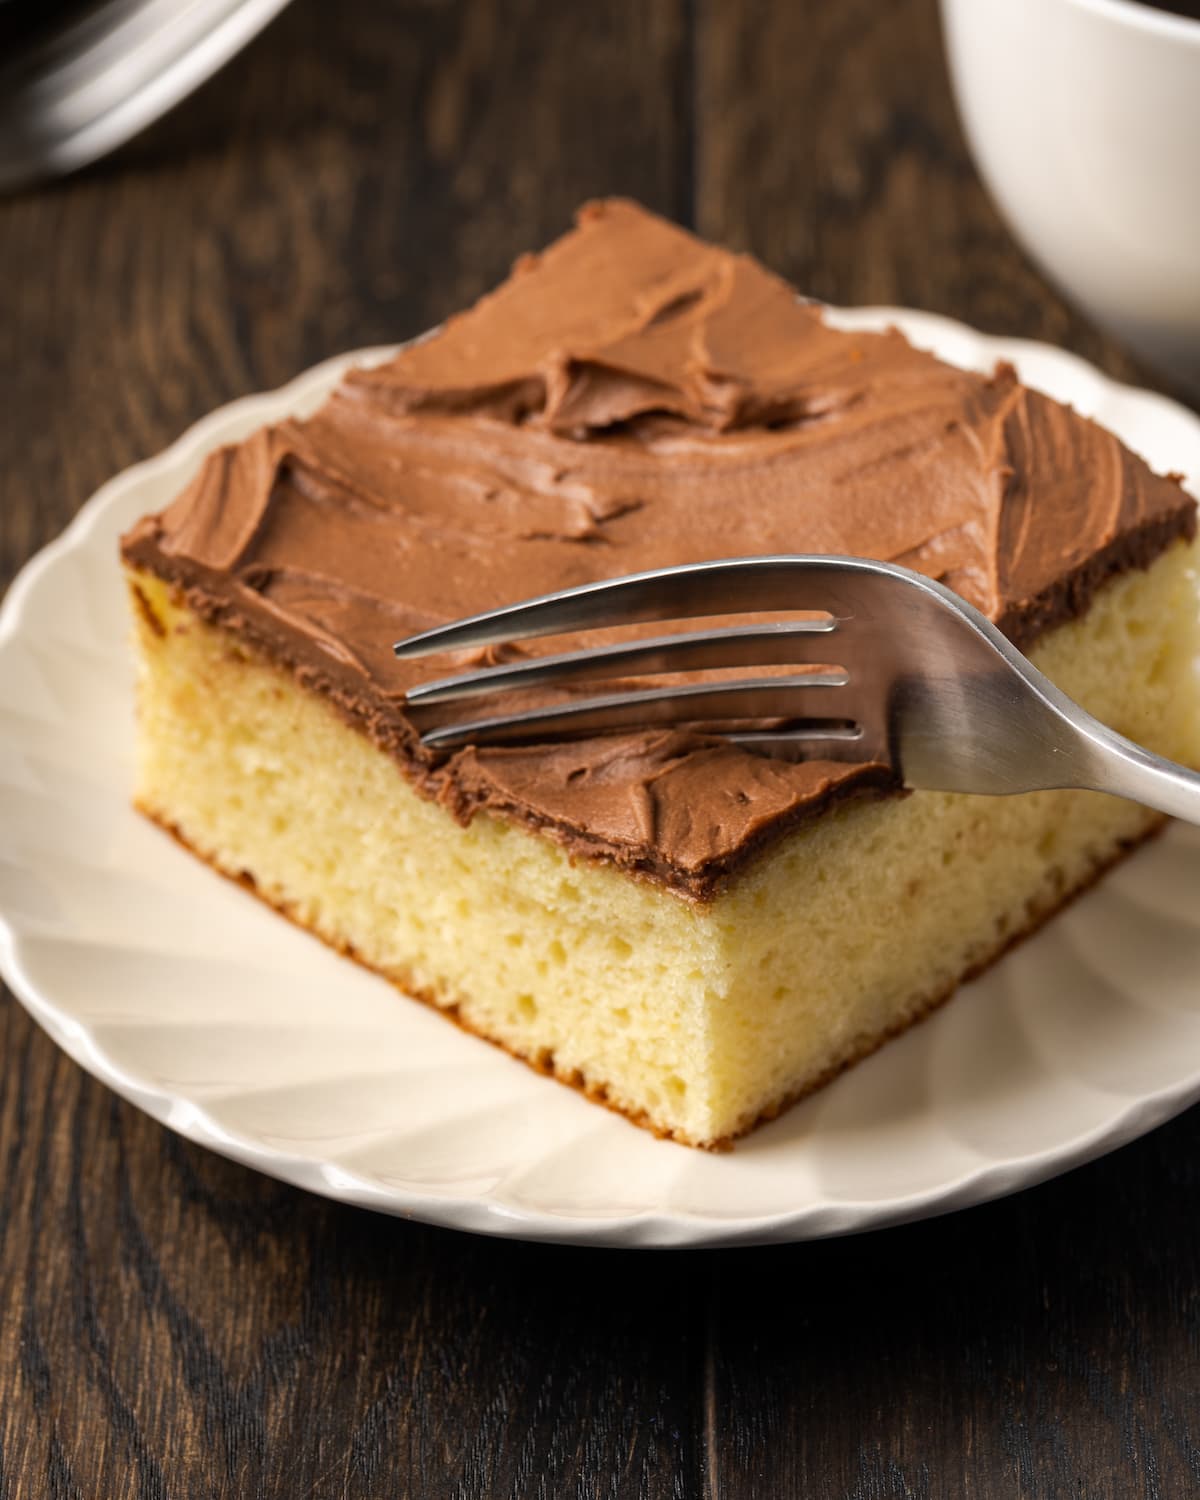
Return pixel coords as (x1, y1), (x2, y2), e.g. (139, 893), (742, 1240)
(126, 542), (1200, 1147)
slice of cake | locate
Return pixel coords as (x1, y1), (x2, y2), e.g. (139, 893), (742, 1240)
(121, 200), (1200, 1149)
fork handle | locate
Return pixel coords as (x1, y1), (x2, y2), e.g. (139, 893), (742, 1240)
(1074, 716), (1200, 826)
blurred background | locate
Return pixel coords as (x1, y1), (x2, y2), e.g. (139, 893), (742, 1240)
(4, 3), (1200, 1497)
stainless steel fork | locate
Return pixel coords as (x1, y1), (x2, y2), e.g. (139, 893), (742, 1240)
(394, 555), (1200, 825)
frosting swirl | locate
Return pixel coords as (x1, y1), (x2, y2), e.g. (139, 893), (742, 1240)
(122, 200), (1196, 898)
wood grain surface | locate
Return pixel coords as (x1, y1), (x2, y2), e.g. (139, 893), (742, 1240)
(2, 1), (1198, 1496)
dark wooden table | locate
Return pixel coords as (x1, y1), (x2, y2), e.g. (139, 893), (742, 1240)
(3, 2), (1199, 1494)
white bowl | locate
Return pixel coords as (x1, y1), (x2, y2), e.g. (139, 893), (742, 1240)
(940, 0), (1200, 394)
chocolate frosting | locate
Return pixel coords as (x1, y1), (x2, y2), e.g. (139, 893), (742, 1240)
(122, 200), (1196, 899)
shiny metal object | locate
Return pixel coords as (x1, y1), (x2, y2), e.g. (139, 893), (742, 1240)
(395, 553), (1200, 823)
(0, 0), (294, 192)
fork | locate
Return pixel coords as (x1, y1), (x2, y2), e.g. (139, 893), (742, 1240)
(394, 555), (1200, 825)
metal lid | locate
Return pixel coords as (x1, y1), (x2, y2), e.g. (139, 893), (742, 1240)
(0, 0), (295, 192)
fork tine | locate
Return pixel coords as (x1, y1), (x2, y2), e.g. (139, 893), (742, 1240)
(405, 620), (840, 707)
(393, 555), (879, 660)
(729, 727), (867, 754)
(416, 672), (853, 749)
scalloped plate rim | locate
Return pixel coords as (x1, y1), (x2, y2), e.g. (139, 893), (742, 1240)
(3, 309), (1200, 1248)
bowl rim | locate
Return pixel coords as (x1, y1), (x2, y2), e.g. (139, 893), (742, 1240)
(1062, 0), (1200, 43)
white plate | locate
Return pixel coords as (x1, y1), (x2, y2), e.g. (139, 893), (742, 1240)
(4, 310), (1200, 1248)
